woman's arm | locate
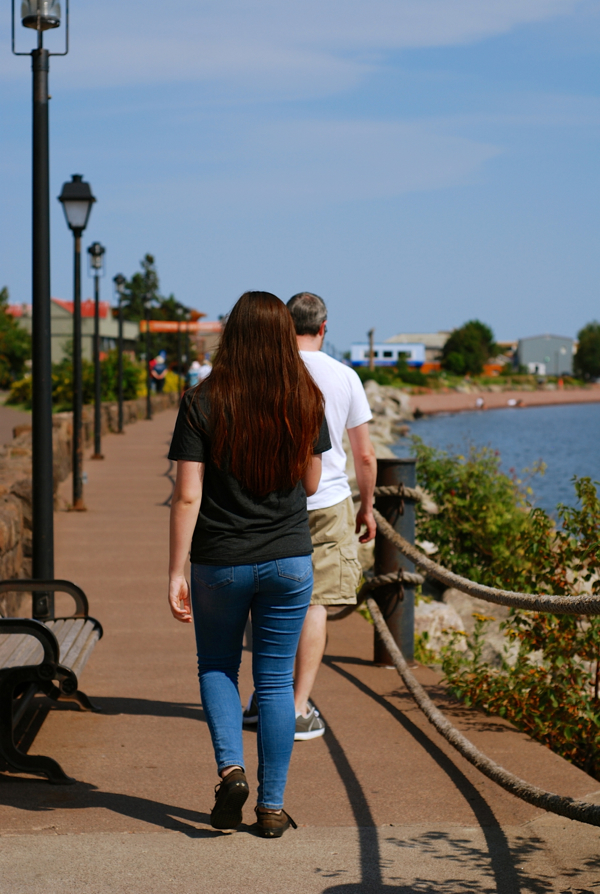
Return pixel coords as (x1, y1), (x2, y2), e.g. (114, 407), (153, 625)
(169, 460), (204, 623)
(301, 454), (322, 497)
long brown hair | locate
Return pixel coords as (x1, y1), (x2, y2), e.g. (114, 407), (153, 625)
(197, 291), (324, 496)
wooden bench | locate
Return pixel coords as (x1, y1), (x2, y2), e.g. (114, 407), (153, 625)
(0, 580), (103, 784)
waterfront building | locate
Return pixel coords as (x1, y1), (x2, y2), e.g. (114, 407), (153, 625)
(350, 341), (426, 368)
(8, 301), (139, 363)
(516, 334), (574, 376)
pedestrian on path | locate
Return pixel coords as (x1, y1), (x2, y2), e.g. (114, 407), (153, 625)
(243, 291), (377, 739)
(167, 291), (331, 837)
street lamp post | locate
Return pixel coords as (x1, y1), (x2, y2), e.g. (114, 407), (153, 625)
(58, 174), (96, 512)
(144, 293), (153, 421)
(88, 241), (105, 460)
(12, 0), (69, 618)
(113, 274), (126, 433)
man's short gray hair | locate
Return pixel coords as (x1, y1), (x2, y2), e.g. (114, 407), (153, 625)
(287, 292), (328, 336)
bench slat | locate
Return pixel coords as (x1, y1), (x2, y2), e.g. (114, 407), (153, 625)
(0, 632), (29, 667)
(61, 620), (98, 672)
(47, 619), (85, 664)
(1, 632), (46, 669)
(69, 627), (101, 680)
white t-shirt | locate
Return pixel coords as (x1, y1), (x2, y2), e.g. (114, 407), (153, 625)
(300, 350), (372, 511)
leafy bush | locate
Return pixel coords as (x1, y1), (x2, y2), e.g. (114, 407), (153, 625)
(0, 287), (31, 388)
(414, 438), (600, 779)
(574, 322), (600, 381)
(7, 350), (141, 411)
(441, 320), (497, 376)
(412, 437), (543, 591)
(441, 478), (600, 778)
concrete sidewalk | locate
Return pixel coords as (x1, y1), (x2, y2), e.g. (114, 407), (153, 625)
(1, 408), (599, 892)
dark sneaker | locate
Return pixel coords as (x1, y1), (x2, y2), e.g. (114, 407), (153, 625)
(294, 705), (326, 741)
(211, 768), (249, 830)
(242, 691), (258, 725)
(254, 806), (298, 838)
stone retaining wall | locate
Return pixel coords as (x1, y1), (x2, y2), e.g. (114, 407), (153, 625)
(0, 392), (179, 616)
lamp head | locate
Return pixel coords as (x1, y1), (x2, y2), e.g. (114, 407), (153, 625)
(58, 174), (95, 234)
(87, 241), (105, 272)
(21, 0), (61, 30)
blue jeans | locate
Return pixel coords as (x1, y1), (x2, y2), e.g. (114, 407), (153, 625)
(190, 556), (313, 809)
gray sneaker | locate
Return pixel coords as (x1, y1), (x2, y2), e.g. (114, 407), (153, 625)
(294, 705), (326, 741)
(242, 691), (258, 725)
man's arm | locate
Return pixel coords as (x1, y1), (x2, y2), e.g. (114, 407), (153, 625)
(347, 422), (377, 543)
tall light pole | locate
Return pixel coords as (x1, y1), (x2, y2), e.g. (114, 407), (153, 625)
(113, 274), (126, 434)
(88, 242), (105, 460)
(12, 0), (69, 619)
(58, 174), (96, 512)
(144, 292), (153, 421)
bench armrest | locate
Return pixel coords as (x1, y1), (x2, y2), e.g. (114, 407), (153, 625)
(0, 580), (89, 618)
(0, 617), (60, 666)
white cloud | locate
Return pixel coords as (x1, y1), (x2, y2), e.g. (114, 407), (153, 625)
(3, 0), (583, 97)
(107, 118), (501, 212)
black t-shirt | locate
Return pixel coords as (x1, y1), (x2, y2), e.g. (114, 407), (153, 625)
(168, 390), (331, 566)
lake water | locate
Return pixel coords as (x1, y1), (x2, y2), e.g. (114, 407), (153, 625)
(394, 402), (600, 514)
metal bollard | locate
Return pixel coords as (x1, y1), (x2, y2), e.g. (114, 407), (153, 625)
(373, 457), (416, 665)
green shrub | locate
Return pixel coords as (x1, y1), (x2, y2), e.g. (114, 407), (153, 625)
(415, 438), (600, 779)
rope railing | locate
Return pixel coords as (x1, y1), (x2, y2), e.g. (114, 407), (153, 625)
(366, 596), (600, 827)
(373, 509), (600, 616)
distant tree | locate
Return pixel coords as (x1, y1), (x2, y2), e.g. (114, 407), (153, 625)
(0, 287), (31, 388)
(120, 255), (195, 366)
(574, 322), (600, 381)
(441, 320), (497, 376)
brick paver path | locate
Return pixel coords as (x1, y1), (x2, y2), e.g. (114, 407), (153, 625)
(1, 408), (599, 892)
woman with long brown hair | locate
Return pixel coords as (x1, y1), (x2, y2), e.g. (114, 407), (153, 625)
(167, 292), (329, 837)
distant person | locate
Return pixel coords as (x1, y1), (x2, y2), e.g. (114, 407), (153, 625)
(475, 397), (485, 410)
(151, 351), (167, 392)
(243, 291), (376, 740)
(168, 291), (330, 837)
(186, 360), (202, 388)
(198, 355), (213, 381)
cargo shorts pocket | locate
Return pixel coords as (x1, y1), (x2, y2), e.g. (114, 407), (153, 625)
(340, 545), (362, 599)
(193, 565), (234, 589)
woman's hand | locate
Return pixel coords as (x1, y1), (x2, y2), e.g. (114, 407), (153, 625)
(168, 574), (192, 623)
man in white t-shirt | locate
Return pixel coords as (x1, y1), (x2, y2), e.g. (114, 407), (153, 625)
(289, 292), (376, 739)
(242, 292), (377, 738)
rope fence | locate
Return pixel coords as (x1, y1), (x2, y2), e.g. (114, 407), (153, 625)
(341, 481), (600, 826)
(367, 596), (600, 827)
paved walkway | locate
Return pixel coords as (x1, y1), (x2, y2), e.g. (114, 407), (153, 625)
(1, 409), (600, 892)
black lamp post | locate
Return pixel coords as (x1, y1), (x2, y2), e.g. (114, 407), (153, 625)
(113, 274), (126, 434)
(58, 174), (96, 512)
(144, 292), (153, 421)
(87, 242), (105, 460)
(12, 0), (69, 619)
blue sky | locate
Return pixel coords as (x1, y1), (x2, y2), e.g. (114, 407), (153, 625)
(1, 0), (600, 353)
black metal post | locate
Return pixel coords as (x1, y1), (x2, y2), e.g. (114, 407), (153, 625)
(177, 315), (182, 400)
(117, 300), (124, 433)
(71, 231), (85, 510)
(31, 44), (54, 618)
(373, 457), (416, 665)
(184, 324), (190, 382)
(145, 299), (152, 420)
(91, 268), (103, 459)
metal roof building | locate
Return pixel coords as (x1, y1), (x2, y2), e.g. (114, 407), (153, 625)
(516, 334), (574, 376)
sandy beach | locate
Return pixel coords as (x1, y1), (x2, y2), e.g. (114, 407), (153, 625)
(409, 385), (600, 416)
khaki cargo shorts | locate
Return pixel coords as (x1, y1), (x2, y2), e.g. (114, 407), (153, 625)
(308, 495), (363, 606)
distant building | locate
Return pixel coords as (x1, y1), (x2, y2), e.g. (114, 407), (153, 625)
(516, 334), (574, 376)
(351, 342), (425, 368)
(9, 300), (139, 364)
(384, 331), (451, 364)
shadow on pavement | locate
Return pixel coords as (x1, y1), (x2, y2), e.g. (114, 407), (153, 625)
(322, 656), (533, 894)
